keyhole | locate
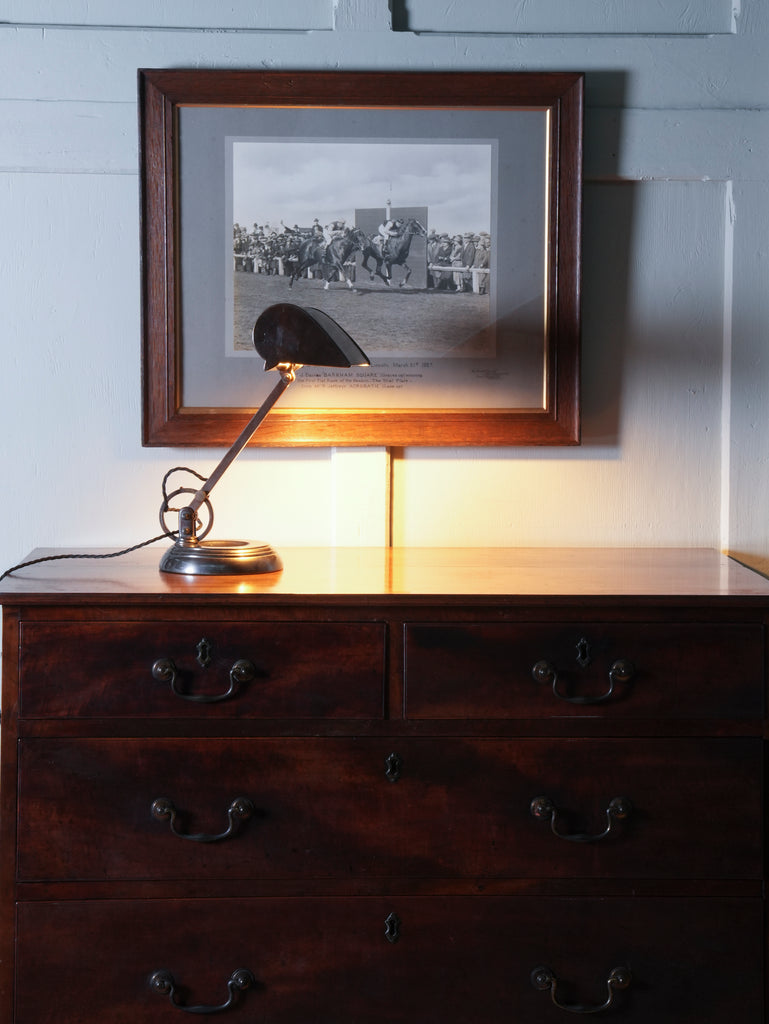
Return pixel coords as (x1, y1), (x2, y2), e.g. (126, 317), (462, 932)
(196, 638), (212, 669)
(385, 912), (401, 943)
(384, 752), (403, 783)
(575, 637), (592, 668)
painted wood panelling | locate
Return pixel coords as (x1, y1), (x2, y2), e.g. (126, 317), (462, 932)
(2, 102), (762, 188)
(585, 110), (767, 182)
(0, 100), (136, 174)
(0, 25), (763, 109)
(392, 180), (726, 547)
(0, 0), (767, 588)
(0, 1), (333, 30)
(403, 0), (735, 36)
(725, 176), (769, 577)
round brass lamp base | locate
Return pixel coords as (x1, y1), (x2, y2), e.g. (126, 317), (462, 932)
(159, 539), (283, 576)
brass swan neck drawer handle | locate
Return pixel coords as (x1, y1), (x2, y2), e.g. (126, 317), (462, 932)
(152, 657), (256, 703)
(531, 658), (635, 705)
(151, 796), (254, 843)
(149, 968), (255, 1014)
(531, 966), (632, 1014)
(530, 795), (632, 843)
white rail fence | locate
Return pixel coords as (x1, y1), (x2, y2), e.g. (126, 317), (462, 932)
(235, 255), (490, 293)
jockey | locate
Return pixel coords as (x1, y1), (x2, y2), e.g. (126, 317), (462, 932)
(323, 218), (346, 244)
(378, 218), (402, 256)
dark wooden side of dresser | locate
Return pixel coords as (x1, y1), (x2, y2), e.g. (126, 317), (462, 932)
(0, 548), (767, 1022)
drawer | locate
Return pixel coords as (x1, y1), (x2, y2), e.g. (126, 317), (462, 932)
(19, 620), (386, 718)
(405, 622), (764, 719)
(18, 737), (761, 881)
(19, 737), (406, 882)
(17, 896), (763, 1022)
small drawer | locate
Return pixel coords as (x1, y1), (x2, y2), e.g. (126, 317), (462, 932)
(17, 896), (763, 1022)
(18, 737), (761, 882)
(405, 621), (764, 719)
(19, 620), (385, 719)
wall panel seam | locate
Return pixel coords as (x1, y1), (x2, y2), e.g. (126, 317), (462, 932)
(0, 24), (319, 33)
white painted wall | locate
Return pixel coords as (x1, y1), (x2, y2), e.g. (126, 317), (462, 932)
(0, 0), (768, 578)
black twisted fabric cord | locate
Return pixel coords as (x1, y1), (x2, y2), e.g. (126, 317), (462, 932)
(0, 466), (205, 583)
(0, 535), (170, 583)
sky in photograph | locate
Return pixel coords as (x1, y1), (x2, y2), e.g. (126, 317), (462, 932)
(231, 140), (493, 238)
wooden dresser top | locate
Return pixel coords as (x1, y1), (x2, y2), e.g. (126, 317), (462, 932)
(2, 547), (769, 605)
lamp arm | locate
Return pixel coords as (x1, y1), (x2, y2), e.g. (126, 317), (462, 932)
(186, 364), (297, 516)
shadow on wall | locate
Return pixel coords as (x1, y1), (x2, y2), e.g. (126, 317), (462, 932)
(580, 71), (631, 449)
(581, 182), (635, 448)
(390, 0), (409, 31)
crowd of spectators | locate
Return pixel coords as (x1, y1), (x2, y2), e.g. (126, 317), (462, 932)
(233, 220), (491, 293)
(426, 229), (491, 293)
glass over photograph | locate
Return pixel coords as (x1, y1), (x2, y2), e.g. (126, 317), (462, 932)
(230, 140), (494, 361)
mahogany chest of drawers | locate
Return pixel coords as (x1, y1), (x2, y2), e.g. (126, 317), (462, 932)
(1, 546), (767, 1021)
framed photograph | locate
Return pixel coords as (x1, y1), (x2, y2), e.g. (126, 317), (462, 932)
(139, 70), (583, 447)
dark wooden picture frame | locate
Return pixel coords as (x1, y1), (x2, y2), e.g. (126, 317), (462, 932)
(139, 69), (583, 447)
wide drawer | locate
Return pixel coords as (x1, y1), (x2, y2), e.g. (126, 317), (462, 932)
(16, 896), (763, 1022)
(19, 620), (386, 718)
(405, 622), (764, 718)
(18, 737), (761, 881)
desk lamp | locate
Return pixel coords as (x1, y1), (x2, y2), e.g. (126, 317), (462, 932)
(158, 303), (369, 576)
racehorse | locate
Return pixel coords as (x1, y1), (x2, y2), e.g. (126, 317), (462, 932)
(360, 218), (427, 286)
(287, 228), (367, 289)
